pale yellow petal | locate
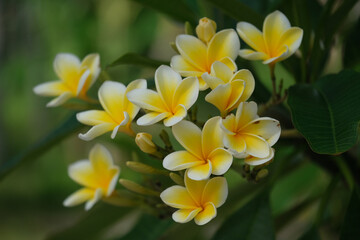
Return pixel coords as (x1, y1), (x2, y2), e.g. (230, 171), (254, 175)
(207, 29), (240, 64)
(163, 150), (203, 171)
(85, 188), (103, 210)
(202, 177), (228, 207)
(98, 81), (126, 122)
(46, 91), (73, 107)
(187, 162), (212, 180)
(81, 53), (101, 88)
(198, 76), (209, 91)
(227, 80), (245, 112)
(263, 45), (289, 64)
(78, 123), (116, 141)
(76, 69), (91, 96)
(218, 57), (238, 72)
(202, 73), (224, 90)
(155, 65), (181, 107)
(172, 120), (203, 159)
(136, 112), (170, 126)
(223, 134), (247, 157)
(173, 208), (201, 223)
(263, 10), (291, 55)
(53, 53), (81, 83)
(245, 147), (274, 166)
(176, 34), (208, 71)
(63, 188), (94, 207)
(208, 148), (233, 175)
(242, 134), (270, 158)
(184, 173), (207, 206)
(235, 101), (259, 129)
(202, 117), (223, 157)
(160, 186), (197, 209)
(164, 104), (187, 127)
(220, 114), (237, 135)
(205, 83), (232, 114)
(89, 144), (114, 173)
(194, 202), (217, 225)
(241, 117), (281, 146)
(68, 160), (97, 188)
(33, 81), (69, 96)
(172, 77), (199, 110)
(210, 61), (233, 83)
(77, 110), (114, 126)
(127, 89), (167, 113)
(232, 69), (255, 102)
(170, 55), (204, 77)
(124, 79), (147, 119)
(236, 22), (266, 52)
(277, 27), (303, 56)
(239, 49), (268, 60)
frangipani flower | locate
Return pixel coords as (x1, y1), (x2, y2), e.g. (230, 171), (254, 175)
(220, 101), (281, 165)
(163, 117), (233, 180)
(160, 173), (228, 225)
(63, 144), (120, 210)
(171, 17), (240, 90)
(33, 53), (100, 107)
(77, 79), (146, 141)
(202, 61), (255, 116)
(127, 65), (199, 127)
(237, 10), (303, 65)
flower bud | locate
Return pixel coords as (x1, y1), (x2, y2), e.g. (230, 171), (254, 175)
(196, 17), (217, 43)
(135, 132), (157, 154)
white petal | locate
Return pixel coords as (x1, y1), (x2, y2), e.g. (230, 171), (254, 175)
(46, 91), (73, 107)
(78, 123), (115, 141)
(136, 112), (170, 126)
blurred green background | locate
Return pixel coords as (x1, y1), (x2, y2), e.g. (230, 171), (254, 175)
(0, 0), (358, 239)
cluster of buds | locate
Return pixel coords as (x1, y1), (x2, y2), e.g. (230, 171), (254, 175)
(34, 10), (302, 225)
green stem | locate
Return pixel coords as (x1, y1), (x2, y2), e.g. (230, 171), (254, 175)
(334, 156), (354, 190)
(280, 129), (303, 139)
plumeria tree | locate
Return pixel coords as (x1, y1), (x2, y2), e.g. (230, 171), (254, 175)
(2, 0), (360, 239)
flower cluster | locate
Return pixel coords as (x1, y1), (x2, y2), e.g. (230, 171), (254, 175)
(34, 11), (302, 225)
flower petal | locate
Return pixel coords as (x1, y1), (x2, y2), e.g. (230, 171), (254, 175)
(277, 27), (303, 56)
(46, 91), (73, 107)
(164, 104), (187, 127)
(208, 29), (240, 64)
(202, 73), (224, 90)
(172, 120), (203, 159)
(160, 186), (197, 209)
(205, 83), (232, 114)
(202, 177), (228, 207)
(89, 144), (114, 171)
(127, 89), (167, 113)
(236, 22), (266, 52)
(98, 81), (126, 121)
(218, 57), (238, 72)
(232, 69), (255, 102)
(245, 147), (274, 166)
(220, 114), (237, 135)
(194, 202), (217, 225)
(263, 10), (291, 55)
(33, 81), (69, 96)
(236, 101), (259, 130)
(184, 173), (207, 206)
(53, 53), (81, 84)
(124, 79), (147, 119)
(78, 123), (116, 141)
(155, 65), (182, 107)
(85, 188), (103, 210)
(136, 112), (170, 126)
(227, 80), (245, 112)
(68, 160), (97, 188)
(81, 53), (101, 87)
(170, 55), (204, 77)
(187, 161), (212, 180)
(173, 77), (199, 110)
(242, 117), (281, 146)
(208, 148), (233, 175)
(176, 34), (208, 71)
(202, 117), (223, 157)
(223, 134), (247, 156)
(77, 110), (114, 126)
(163, 150), (203, 171)
(63, 188), (95, 207)
(211, 61), (233, 83)
(76, 69), (90, 96)
(111, 112), (130, 138)
(243, 134), (270, 158)
(239, 49), (268, 60)
(173, 209), (202, 223)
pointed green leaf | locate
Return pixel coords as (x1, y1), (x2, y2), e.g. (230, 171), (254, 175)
(0, 114), (82, 180)
(107, 53), (168, 69)
(212, 191), (275, 240)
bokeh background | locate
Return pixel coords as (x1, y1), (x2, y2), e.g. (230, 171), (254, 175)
(0, 0), (359, 239)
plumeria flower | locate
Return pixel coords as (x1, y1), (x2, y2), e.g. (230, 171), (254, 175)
(220, 101), (281, 165)
(163, 117), (233, 180)
(236, 10), (303, 65)
(160, 173), (228, 225)
(77, 79), (146, 141)
(127, 65), (199, 127)
(63, 144), (120, 210)
(202, 61), (255, 116)
(171, 17), (240, 90)
(33, 53), (100, 107)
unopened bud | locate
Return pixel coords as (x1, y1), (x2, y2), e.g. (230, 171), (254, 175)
(119, 179), (160, 197)
(169, 173), (185, 186)
(126, 161), (168, 176)
(196, 17), (217, 43)
(135, 133), (157, 154)
(255, 169), (269, 181)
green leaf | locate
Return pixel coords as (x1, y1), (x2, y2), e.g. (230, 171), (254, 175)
(212, 191), (275, 240)
(207, 0), (263, 28)
(132, 0), (197, 25)
(47, 204), (132, 240)
(119, 214), (173, 240)
(288, 70), (360, 154)
(0, 114), (82, 180)
(107, 53), (168, 69)
(340, 189), (360, 240)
